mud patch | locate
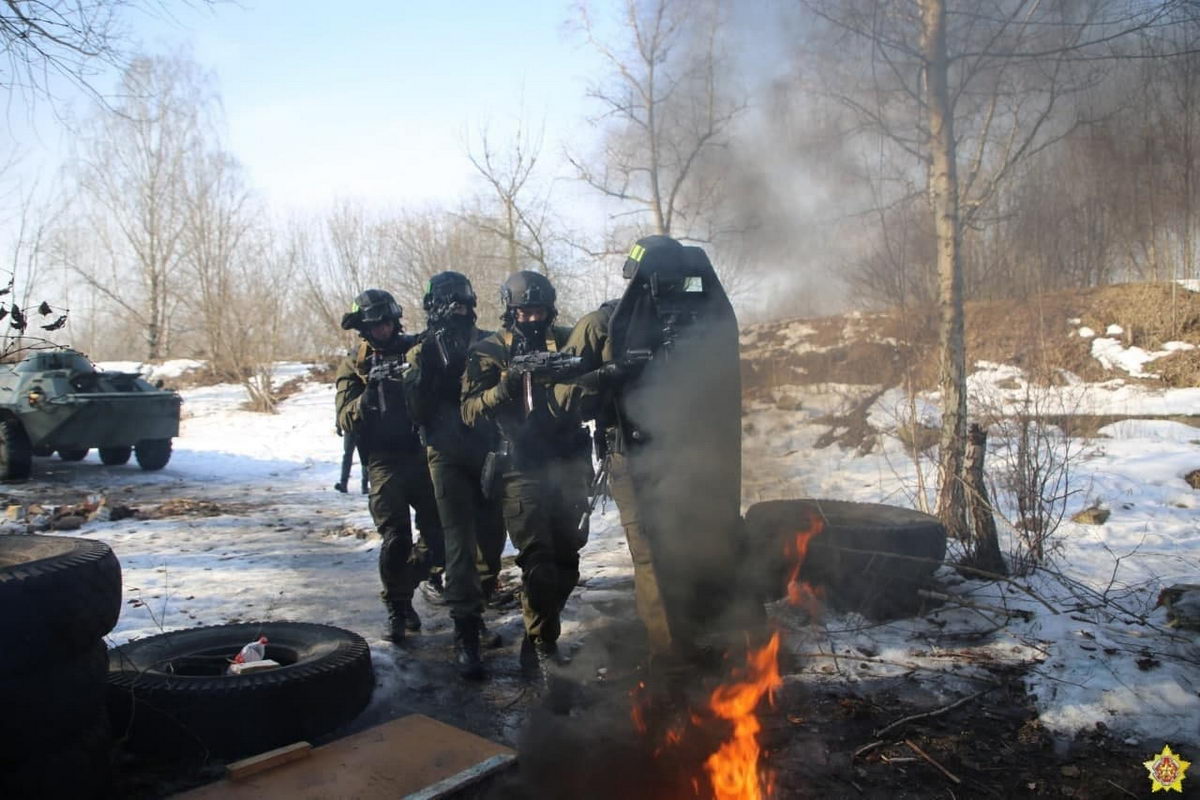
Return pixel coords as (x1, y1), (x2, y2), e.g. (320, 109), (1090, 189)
(146, 499), (227, 518)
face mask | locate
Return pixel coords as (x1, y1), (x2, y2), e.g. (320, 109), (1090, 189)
(445, 312), (474, 332)
(514, 318), (549, 344)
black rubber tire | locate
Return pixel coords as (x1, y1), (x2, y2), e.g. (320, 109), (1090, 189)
(743, 499), (947, 618)
(0, 417), (32, 480)
(58, 447), (89, 461)
(108, 621), (375, 759)
(31, 443), (54, 457)
(0, 639), (108, 759)
(135, 438), (172, 470)
(0, 712), (111, 800)
(99, 445), (133, 466)
(0, 535), (122, 675)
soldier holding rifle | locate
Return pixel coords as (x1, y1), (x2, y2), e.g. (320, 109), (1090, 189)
(461, 271), (592, 686)
(403, 272), (507, 680)
(334, 289), (444, 643)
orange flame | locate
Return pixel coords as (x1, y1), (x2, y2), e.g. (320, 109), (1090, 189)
(703, 632), (783, 800)
(631, 681), (650, 735)
(785, 519), (824, 616)
(629, 635), (786, 798)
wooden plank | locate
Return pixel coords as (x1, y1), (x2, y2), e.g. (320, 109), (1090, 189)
(175, 714), (516, 800)
(226, 741), (312, 781)
(403, 754), (517, 800)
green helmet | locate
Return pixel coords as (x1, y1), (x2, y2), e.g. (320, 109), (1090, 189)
(341, 288), (402, 330)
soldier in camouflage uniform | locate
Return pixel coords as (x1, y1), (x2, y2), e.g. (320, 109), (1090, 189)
(403, 271), (506, 680)
(335, 289), (444, 643)
(461, 271), (592, 682)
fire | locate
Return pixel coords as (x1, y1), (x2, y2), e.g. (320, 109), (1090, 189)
(627, 517), (821, 798)
(703, 632), (783, 800)
(786, 519), (825, 616)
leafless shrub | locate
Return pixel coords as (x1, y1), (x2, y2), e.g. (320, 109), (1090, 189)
(976, 382), (1089, 575)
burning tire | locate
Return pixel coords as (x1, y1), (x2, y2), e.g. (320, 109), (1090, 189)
(0, 535), (122, 674)
(107, 621), (374, 759)
(743, 499), (947, 618)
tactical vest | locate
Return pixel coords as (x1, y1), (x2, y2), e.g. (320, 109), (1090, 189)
(356, 339), (421, 453)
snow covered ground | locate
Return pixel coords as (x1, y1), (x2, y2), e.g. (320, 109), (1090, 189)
(10, 349), (1200, 753)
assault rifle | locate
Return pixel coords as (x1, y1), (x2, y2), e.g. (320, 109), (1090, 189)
(367, 351), (410, 414)
(510, 351), (585, 415)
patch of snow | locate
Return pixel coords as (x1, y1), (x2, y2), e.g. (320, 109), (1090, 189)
(17, 350), (1200, 752)
(1091, 337), (1197, 378)
(1178, 279), (1200, 293)
(1068, 318), (1082, 325)
(151, 359), (205, 379)
(1107, 324), (1125, 336)
(1078, 327), (1096, 338)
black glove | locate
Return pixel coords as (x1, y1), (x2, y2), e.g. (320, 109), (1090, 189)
(367, 361), (397, 385)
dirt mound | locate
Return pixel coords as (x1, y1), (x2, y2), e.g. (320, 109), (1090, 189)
(742, 282), (1200, 396)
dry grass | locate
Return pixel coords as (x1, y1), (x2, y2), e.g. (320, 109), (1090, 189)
(742, 282), (1200, 396)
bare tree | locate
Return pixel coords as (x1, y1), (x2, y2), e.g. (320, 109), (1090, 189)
(464, 120), (555, 276)
(799, 0), (1186, 546)
(0, 0), (214, 106)
(569, 0), (745, 242)
(180, 147), (255, 378)
(65, 54), (216, 360)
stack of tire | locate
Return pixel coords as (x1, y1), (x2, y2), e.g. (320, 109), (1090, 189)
(0, 535), (122, 799)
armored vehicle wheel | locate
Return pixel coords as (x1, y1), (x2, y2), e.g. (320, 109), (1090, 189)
(31, 444), (53, 457)
(0, 419), (32, 480)
(107, 621), (374, 759)
(98, 446), (132, 466)
(58, 448), (89, 461)
(135, 438), (171, 470)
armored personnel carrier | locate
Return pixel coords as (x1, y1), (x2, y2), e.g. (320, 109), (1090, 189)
(0, 348), (181, 480)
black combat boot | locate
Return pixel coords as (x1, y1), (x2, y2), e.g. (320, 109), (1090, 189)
(382, 602), (405, 643)
(454, 618), (486, 681)
(480, 619), (503, 649)
(400, 597), (422, 632)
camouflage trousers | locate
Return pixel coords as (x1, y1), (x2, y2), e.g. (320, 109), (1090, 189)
(366, 449), (444, 604)
(427, 446), (505, 624)
(501, 456), (590, 644)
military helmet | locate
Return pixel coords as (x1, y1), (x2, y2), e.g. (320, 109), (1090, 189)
(623, 235), (684, 279)
(341, 288), (402, 330)
(423, 271), (477, 312)
(500, 270), (556, 310)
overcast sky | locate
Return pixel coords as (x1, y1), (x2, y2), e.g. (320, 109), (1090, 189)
(7, 0), (602, 214)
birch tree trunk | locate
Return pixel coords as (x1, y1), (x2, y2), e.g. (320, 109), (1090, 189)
(921, 0), (969, 540)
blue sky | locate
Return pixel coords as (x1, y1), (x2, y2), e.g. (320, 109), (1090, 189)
(9, 0), (604, 212)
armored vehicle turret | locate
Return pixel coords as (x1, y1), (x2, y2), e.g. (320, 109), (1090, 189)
(0, 348), (181, 480)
